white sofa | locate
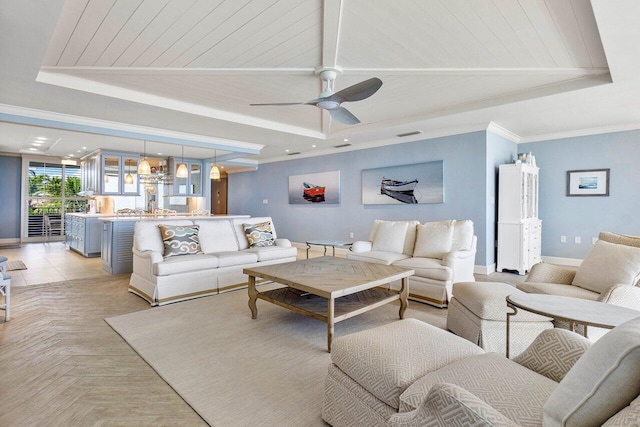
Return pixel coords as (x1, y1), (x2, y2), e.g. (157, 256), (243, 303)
(128, 216), (298, 306)
(347, 219), (477, 307)
(323, 317), (640, 427)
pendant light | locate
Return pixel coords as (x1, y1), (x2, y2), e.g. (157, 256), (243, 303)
(124, 159), (134, 184)
(176, 145), (188, 178)
(210, 149), (220, 181)
(138, 140), (151, 175)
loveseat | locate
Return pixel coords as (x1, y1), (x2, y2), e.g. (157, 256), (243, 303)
(518, 231), (640, 339)
(322, 317), (640, 426)
(347, 219), (477, 307)
(128, 216), (298, 306)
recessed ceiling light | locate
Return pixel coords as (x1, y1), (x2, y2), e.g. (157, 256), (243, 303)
(32, 142), (43, 146)
(157, 152), (163, 155)
(28, 147), (38, 151)
(343, 138), (349, 142)
(285, 149), (290, 152)
(312, 144), (317, 148)
(35, 137), (47, 140)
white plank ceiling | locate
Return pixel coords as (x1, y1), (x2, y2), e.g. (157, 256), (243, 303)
(5, 0), (638, 163)
(36, 0), (609, 143)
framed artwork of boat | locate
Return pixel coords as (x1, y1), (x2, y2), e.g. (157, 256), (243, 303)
(288, 170), (341, 204)
(362, 161), (444, 205)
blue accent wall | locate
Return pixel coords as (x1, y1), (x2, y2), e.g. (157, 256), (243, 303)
(229, 131), (494, 267)
(0, 155), (22, 239)
(520, 129), (640, 259)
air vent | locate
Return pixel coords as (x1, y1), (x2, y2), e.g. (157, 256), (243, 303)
(287, 151), (301, 156)
(397, 131), (422, 138)
(333, 143), (352, 148)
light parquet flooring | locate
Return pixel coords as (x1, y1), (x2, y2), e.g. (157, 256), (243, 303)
(0, 275), (206, 426)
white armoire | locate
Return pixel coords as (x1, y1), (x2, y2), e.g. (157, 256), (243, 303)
(497, 163), (541, 275)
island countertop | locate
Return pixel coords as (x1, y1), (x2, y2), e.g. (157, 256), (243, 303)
(98, 214), (250, 222)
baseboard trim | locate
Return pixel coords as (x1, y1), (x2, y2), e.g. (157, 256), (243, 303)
(474, 264), (496, 275)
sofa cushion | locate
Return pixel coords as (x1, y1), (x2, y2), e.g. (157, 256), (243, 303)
(454, 281), (551, 322)
(413, 221), (454, 259)
(233, 217), (276, 250)
(452, 220), (474, 251)
(572, 240), (640, 293)
(517, 281), (600, 300)
(209, 251), (258, 267)
(243, 221), (276, 248)
(371, 221), (409, 254)
(400, 353), (557, 426)
(544, 316), (640, 427)
(243, 246), (298, 262)
(153, 253), (219, 276)
(392, 257), (452, 282)
(331, 319), (484, 410)
(158, 224), (203, 257)
(347, 251), (410, 266)
(134, 219), (194, 253)
(369, 220), (420, 255)
(194, 220), (238, 253)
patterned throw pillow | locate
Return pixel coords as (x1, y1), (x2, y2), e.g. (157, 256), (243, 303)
(243, 221), (275, 248)
(158, 224), (203, 257)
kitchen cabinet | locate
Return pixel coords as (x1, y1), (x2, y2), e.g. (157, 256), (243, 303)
(65, 214), (103, 257)
(101, 220), (135, 274)
(81, 151), (140, 195)
(170, 157), (202, 196)
(497, 163), (541, 275)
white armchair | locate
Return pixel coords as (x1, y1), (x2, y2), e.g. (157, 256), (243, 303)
(347, 219), (477, 307)
(519, 231), (640, 339)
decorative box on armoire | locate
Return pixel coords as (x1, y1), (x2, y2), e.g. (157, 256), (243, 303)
(497, 162), (541, 275)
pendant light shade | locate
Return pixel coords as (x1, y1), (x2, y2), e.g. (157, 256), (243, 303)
(124, 159), (134, 184)
(176, 145), (188, 178)
(210, 149), (221, 180)
(138, 140), (151, 174)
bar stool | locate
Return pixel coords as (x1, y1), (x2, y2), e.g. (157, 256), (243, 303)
(0, 255), (7, 274)
(1, 271), (9, 322)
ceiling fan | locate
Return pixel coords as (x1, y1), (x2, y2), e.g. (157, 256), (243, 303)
(250, 70), (382, 125)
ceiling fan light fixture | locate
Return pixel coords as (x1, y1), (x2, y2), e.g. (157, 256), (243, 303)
(316, 100), (340, 110)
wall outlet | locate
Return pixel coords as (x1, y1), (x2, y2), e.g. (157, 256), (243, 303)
(349, 232), (354, 239)
(560, 235), (566, 243)
(592, 237), (598, 244)
(262, 199), (268, 204)
(574, 236), (581, 244)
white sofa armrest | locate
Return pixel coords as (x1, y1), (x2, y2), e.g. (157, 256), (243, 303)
(442, 236), (477, 283)
(390, 383), (519, 427)
(598, 284), (640, 310)
(133, 248), (163, 279)
(351, 240), (372, 253)
(274, 238), (292, 248)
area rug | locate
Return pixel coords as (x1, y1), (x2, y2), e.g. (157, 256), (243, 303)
(106, 286), (447, 426)
(7, 260), (27, 271)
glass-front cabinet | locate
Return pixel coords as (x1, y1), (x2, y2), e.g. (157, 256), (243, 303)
(82, 151), (140, 195)
(170, 158), (202, 196)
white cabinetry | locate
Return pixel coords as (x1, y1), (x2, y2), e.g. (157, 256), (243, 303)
(497, 163), (541, 275)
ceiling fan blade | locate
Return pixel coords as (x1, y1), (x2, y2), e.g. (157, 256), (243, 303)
(329, 107), (360, 125)
(249, 102), (306, 106)
(327, 77), (382, 103)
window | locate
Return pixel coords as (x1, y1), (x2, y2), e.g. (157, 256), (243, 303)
(25, 161), (86, 239)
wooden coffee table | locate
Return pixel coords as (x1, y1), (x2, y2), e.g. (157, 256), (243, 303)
(243, 257), (414, 351)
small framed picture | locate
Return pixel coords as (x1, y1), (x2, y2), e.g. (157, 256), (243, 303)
(566, 168), (610, 197)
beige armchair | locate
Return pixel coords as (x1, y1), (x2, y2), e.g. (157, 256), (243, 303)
(518, 231), (640, 339)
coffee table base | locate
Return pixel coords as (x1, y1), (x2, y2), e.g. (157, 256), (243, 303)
(248, 276), (408, 352)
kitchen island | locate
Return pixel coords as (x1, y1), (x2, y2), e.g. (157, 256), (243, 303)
(99, 214), (250, 274)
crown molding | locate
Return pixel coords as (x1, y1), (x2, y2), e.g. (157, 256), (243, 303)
(519, 122), (640, 143)
(486, 122), (521, 143)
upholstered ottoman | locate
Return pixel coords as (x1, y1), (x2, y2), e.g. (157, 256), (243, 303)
(446, 281), (553, 357)
(322, 319), (484, 426)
